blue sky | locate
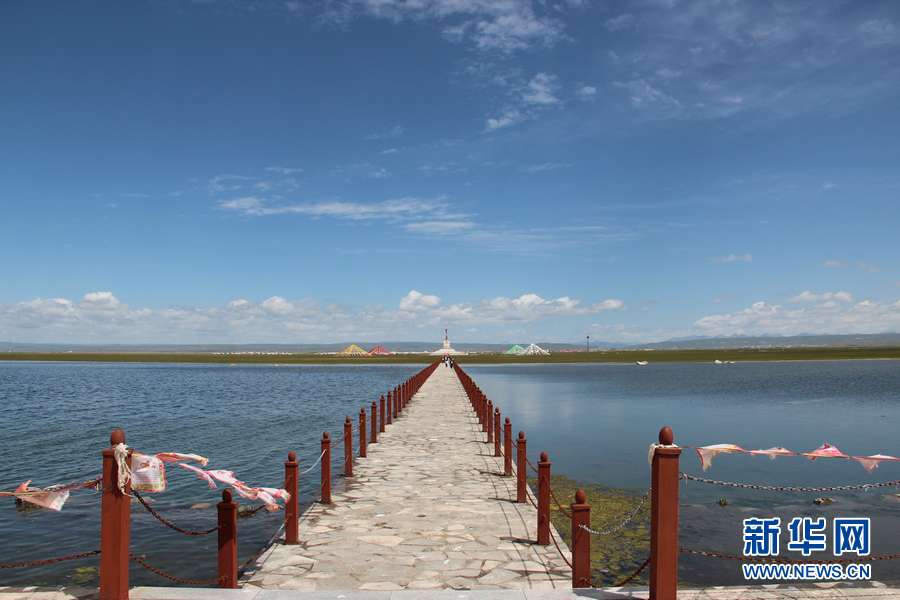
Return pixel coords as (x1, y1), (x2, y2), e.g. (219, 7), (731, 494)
(1, 0), (898, 344)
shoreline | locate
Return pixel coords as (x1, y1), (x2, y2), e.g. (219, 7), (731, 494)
(1, 347), (899, 365)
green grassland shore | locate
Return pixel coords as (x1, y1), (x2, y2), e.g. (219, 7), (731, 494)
(2, 346), (900, 365)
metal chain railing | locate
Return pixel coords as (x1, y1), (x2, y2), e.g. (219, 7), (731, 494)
(681, 473), (900, 493)
(548, 528), (573, 569)
(0, 550), (100, 569)
(524, 456), (539, 474)
(301, 450), (327, 475)
(133, 490), (218, 536)
(681, 547), (900, 563)
(579, 490), (649, 537)
(130, 553), (223, 585)
(548, 485), (572, 519)
(613, 556), (650, 587)
(239, 504), (268, 519)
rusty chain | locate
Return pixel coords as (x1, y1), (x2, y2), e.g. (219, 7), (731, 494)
(681, 547), (900, 563)
(133, 490), (218, 536)
(613, 556), (650, 587)
(130, 553), (223, 585)
(547, 485), (572, 518)
(579, 490), (650, 537)
(548, 527), (573, 569)
(681, 472), (900, 493)
(239, 504), (268, 519)
(524, 456), (540, 474)
(0, 550), (100, 569)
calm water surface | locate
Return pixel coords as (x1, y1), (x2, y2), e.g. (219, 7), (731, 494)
(1, 360), (898, 587)
(469, 360), (900, 584)
(0, 361), (420, 587)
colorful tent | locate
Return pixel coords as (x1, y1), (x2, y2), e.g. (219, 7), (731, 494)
(339, 344), (369, 355)
(522, 343), (550, 356)
(369, 345), (392, 355)
(504, 344), (526, 355)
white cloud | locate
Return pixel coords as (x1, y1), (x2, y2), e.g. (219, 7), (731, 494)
(711, 253), (752, 264)
(345, 0), (566, 53)
(823, 259), (843, 268)
(522, 73), (559, 105)
(694, 298), (900, 337)
(219, 196), (449, 222)
(485, 108), (523, 131)
(81, 291), (122, 310)
(400, 290), (442, 311)
(404, 220), (475, 234)
(576, 85), (597, 99)
(592, 299), (625, 311)
(789, 290), (854, 304)
(0, 289), (623, 343)
(822, 182), (836, 191)
(261, 296), (294, 315)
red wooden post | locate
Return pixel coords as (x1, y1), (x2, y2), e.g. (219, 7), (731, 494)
(537, 451), (551, 545)
(359, 408), (367, 458)
(371, 401), (377, 443)
(571, 489), (591, 588)
(379, 395), (386, 432)
(486, 400), (493, 443)
(386, 391), (393, 425)
(100, 428), (131, 600)
(493, 409), (501, 457)
(504, 418), (512, 476)
(217, 489), (238, 588)
(284, 451), (299, 545)
(394, 387), (399, 417)
(343, 417), (353, 477)
(650, 426), (681, 600)
(321, 432), (332, 504)
(516, 431), (527, 503)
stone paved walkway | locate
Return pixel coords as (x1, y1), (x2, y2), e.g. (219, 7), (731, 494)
(243, 364), (573, 592)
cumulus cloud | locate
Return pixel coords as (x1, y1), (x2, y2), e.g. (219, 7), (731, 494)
(694, 298), (900, 337)
(400, 290), (442, 311)
(0, 290), (622, 343)
(485, 108), (523, 131)
(522, 73), (559, 105)
(789, 290), (854, 304)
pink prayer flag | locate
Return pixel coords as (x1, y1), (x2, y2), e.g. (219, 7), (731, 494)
(178, 463), (217, 489)
(695, 444), (747, 471)
(802, 443), (849, 460)
(748, 447), (797, 460)
(853, 454), (900, 473)
(156, 452), (209, 466)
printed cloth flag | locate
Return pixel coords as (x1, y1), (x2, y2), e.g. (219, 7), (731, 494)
(132, 451), (209, 493)
(853, 454), (900, 473)
(695, 444), (747, 471)
(177, 464), (289, 511)
(802, 443), (849, 460)
(748, 447), (797, 459)
(11, 481), (70, 511)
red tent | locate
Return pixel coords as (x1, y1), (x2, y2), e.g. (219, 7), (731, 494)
(368, 345), (392, 355)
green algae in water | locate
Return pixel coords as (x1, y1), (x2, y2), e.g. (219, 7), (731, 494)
(70, 565), (98, 585)
(534, 474), (650, 588)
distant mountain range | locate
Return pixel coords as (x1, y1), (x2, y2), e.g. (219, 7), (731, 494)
(2, 333), (899, 353)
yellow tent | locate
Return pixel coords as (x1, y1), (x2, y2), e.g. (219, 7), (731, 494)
(339, 344), (369, 355)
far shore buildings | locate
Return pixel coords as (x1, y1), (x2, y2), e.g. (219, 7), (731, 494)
(430, 329), (466, 356)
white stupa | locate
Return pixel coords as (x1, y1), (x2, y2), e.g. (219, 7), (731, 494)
(430, 328), (466, 356)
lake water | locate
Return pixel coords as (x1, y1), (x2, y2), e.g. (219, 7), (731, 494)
(468, 360), (900, 585)
(1, 360), (898, 587)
